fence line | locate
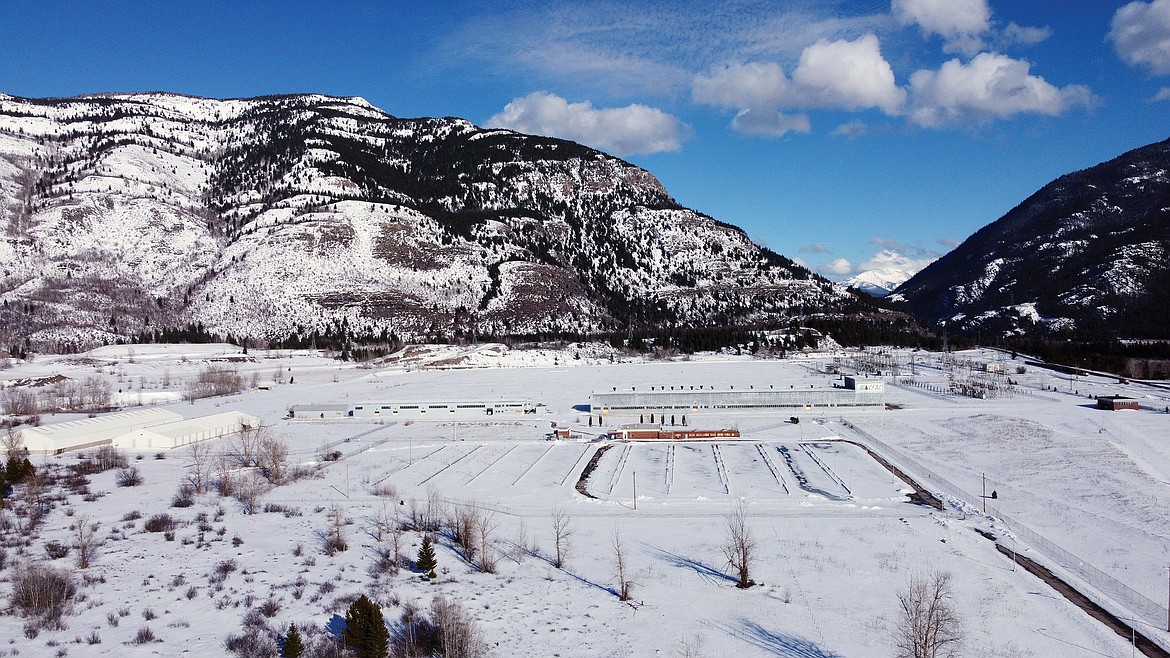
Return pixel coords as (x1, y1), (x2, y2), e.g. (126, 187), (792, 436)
(840, 418), (1170, 637)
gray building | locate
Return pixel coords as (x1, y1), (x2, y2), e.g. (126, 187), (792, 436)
(291, 400), (547, 420)
(590, 384), (883, 415)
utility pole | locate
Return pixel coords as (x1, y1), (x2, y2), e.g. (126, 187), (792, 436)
(632, 471), (637, 511)
(982, 473), (987, 514)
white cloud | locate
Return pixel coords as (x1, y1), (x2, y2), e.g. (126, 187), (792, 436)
(1110, 0), (1170, 75)
(831, 120), (869, 138)
(892, 0), (991, 55)
(857, 248), (936, 274)
(730, 109), (811, 138)
(692, 34), (903, 134)
(821, 258), (854, 276)
(907, 53), (1095, 127)
(692, 61), (790, 110)
(1003, 22), (1052, 46)
(799, 243), (830, 254)
(791, 34), (905, 114)
(486, 92), (685, 156)
(1154, 86), (1170, 101)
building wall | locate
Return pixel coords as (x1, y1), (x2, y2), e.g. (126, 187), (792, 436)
(590, 387), (883, 414)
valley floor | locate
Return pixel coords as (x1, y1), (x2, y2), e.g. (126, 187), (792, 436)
(1, 343), (1167, 657)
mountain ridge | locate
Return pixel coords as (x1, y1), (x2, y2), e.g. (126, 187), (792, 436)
(0, 91), (853, 351)
(891, 136), (1170, 339)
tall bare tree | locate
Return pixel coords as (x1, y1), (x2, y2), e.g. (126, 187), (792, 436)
(187, 440), (213, 493)
(722, 501), (757, 588)
(612, 526), (633, 601)
(477, 509), (498, 574)
(257, 434), (289, 484)
(552, 508), (573, 569)
(71, 515), (101, 569)
(894, 571), (963, 658)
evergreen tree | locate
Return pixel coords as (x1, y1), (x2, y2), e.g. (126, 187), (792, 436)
(416, 533), (438, 578)
(342, 595), (389, 658)
(282, 623), (304, 658)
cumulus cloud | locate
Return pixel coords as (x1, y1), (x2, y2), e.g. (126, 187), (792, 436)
(1110, 0), (1170, 75)
(800, 243), (830, 254)
(692, 34), (903, 134)
(907, 53), (1096, 127)
(858, 248), (936, 274)
(486, 92), (685, 156)
(692, 61), (790, 110)
(892, 0), (991, 55)
(821, 258), (854, 276)
(792, 35), (906, 113)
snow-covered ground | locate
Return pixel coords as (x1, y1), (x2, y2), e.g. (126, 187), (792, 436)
(0, 343), (1167, 656)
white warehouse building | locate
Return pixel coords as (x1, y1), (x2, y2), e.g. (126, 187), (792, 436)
(13, 408), (260, 455)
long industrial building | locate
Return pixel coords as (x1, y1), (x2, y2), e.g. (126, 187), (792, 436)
(590, 378), (883, 415)
(290, 399), (549, 420)
(13, 408), (260, 455)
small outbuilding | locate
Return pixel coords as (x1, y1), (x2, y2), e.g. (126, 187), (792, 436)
(1097, 395), (1139, 411)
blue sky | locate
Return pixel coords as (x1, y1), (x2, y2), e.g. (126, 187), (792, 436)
(2, 0), (1168, 279)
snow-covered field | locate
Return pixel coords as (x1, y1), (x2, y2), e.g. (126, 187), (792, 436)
(1, 343), (1168, 657)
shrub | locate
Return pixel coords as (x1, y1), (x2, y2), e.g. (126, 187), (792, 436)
(93, 446), (128, 471)
(224, 628), (277, 657)
(130, 626), (157, 644)
(143, 513), (177, 533)
(11, 563), (76, 623)
(115, 467), (143, 487)
(171, 483), (195, 508)
(44, 541), (70, 560)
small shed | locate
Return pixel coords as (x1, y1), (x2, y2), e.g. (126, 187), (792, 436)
(1097, 395), (1139, 411)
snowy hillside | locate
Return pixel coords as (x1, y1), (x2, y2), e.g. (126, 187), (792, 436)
(892, 136), (1170, 338)
(0, 92), (848, 351)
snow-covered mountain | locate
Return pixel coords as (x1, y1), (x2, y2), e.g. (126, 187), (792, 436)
(892, 136), (1170, 338)
(0, 92), (851, 350)
(841, 251), (923, 297)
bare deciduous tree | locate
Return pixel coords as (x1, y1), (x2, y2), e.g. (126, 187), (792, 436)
(451, 502), (480, 565)
(72, 515), (101, 569)
(431, 594), (487, 658)
(612, 526), (633, 601)
(2, 426), (26, 459)
(552, 508), (573, 569)
(234, 472), (269, 515)
(325, 503), (348, 555)
(257, 434), (289, 484)
(187, 440), (213, 494)
(476, 509), (498, 574)
(511, 521), (529, 565)
(183, 365), (245, 401)
(722, 501), (757, 588)
(894, 571), (963, 658)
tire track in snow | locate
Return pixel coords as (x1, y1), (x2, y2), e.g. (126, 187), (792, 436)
(465, 444), (516, 485)
(755, 443), (789, 494)
(665, 444), (675, 494)
(607, 443), (632, 495)
(512, 443), (554, 486)
(711, 444), (730, 494)
(799, 442), (851, 495)
(417, 445), (482, 486)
